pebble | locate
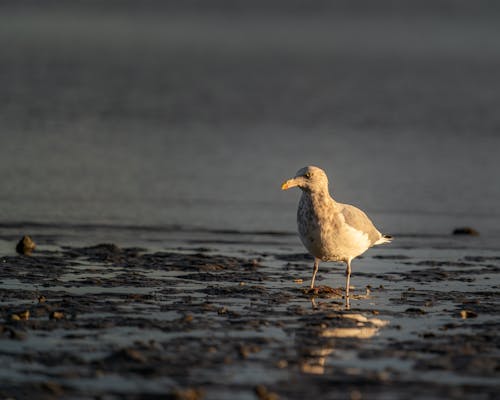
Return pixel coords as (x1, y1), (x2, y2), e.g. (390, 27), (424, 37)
(41, 381), (64, 396)
(16, 235), (36, 255)
(237, 344), (261, 359)
(172, 388), (204, 400)
(452, 227), (479, 236)
(10, 310), (30, 321)
(255, 385), (280, 400)
(50, 311), (65, 320)
(460, 310), (478, 319)
(350, 389), (363, 400)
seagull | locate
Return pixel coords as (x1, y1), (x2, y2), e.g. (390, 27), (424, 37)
(282, 165), (392, 299)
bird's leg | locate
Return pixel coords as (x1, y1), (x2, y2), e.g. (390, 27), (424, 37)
(345, 258), (352, 298)
(310, 258), (320, 289)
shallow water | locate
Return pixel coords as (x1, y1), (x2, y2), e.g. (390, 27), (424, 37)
(1, 2), (500, 236)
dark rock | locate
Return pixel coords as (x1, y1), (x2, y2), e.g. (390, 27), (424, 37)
(171, 388), (205, 400)
(405, 307), (427, 315)
(16, 236), (36, 255)
(0, 325), (27, 340)
(303, 286), (343, 298)
(275, 253), (311, 262)
(40, 381), (65, 396)
(255, 385), (280, 400)
(452, 227), (479, 236)
(50, 311), (65, 320)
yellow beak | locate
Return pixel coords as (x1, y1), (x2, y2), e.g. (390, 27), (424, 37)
(281, 179), (297, 190)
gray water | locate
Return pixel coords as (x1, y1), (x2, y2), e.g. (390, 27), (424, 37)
(1, 1), (500, 237)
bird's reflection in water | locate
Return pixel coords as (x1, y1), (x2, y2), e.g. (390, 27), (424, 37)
(307, 285), (372, 310)
(295, 304), (389, 375)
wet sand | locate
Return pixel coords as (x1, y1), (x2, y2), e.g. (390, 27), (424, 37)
(0, 227), (498, 399)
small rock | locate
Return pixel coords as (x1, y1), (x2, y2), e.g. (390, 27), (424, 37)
(440, 323), (459, 331)
(40, 381), (64, 396)
(182, 314), (194, 323)
(303, 285), (343, 297)
(255, 385), (280, 400)
(405, 307), (426, 315)
(10, 310), (30, 321)
(0, 325), (26, 340)
(350, 389), (363, 400)
(172, 388), (204, 400)
(38, 295), (47, 303)
(16, 235), (36, 255)
(237, 344), (261, 359)
(459, 310), (478, 319)
(217, 307), (228, 315)
(50, 311), (65, 320)
(452, 227), (479, 236)
(109, 348), (147, 364)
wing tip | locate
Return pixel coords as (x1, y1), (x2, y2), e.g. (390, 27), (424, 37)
(375, 234), (393, 245)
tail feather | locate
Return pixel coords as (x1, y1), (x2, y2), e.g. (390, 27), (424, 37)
(374, 234), (393, 245)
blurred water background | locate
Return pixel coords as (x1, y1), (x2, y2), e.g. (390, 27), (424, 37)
(1, 0), (499, 237)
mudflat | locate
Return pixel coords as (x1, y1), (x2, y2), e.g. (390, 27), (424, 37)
(0, 227), (498, 399)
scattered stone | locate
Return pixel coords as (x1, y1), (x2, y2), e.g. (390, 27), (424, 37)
(172, 388), (204, 400)
(0, 325), (26, 340)
(405, 308), (427, 315)
(459, 310), (478, 319)
(350, 389), (363, 400)
(373, 254), (411, 260)
(217, 307), (228, 315)
(303, 285), (343, 297)
(40, 381), (65, 396)
(237, 344), (261, 359)
(16, 235), (36, 255)
(50, 311), (65, 320)
(182, 314), (194, 323)
(452, 227), (479, 236)
(255, 385), (280, 400)
(10, 310), (30, 321)
(440, 323), (460, 331)
(110, 348), (147, 364)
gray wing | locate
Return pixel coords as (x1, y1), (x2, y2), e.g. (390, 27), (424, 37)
(340, 204), (382, 245)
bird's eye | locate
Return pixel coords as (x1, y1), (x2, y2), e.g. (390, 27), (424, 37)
(305, 172), (312, 179)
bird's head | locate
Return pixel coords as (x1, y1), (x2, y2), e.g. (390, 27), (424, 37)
(281, 165), (329, 193)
